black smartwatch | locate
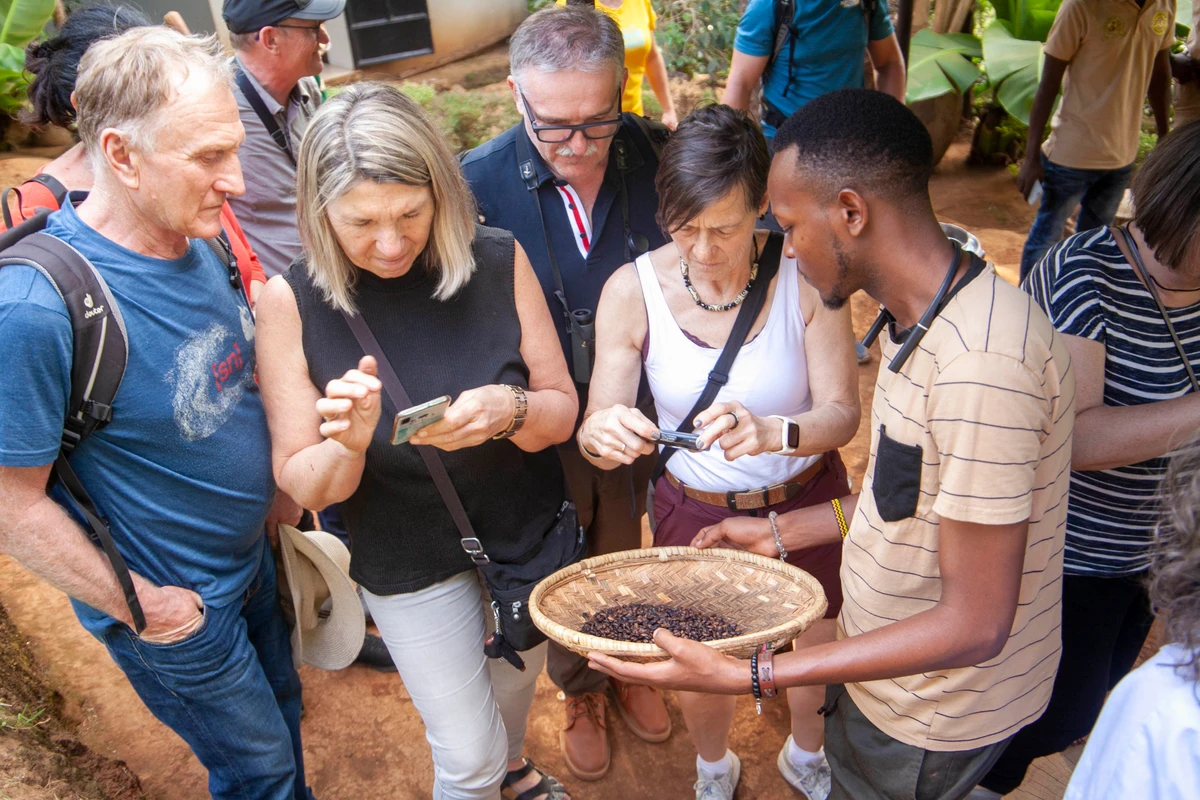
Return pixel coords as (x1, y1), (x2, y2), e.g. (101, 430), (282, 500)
(770, 415), (800, 455)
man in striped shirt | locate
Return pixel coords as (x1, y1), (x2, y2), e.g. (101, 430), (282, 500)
(589, 89), (1076, 799)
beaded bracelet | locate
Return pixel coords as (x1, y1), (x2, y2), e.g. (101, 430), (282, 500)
(750, 650), (763, 716)
(831, 497), (849, 540)
(767, 511), (788, 562)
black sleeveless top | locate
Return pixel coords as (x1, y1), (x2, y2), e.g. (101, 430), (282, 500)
(285, 224), (566, 596)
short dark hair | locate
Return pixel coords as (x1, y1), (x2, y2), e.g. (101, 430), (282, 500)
(772, 89), (934, 206)
(22, 4), (152, 129)
(1132, 120), (1200, 270)
(656, 104), (770, 233)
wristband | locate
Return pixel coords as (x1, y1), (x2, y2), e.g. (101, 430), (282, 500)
(769, 415), (799, 455)
(757, 643), (777, 698)
(831, 497), (849, 540)
(767, 511), (788, 562)
(492, 385), (527, 440)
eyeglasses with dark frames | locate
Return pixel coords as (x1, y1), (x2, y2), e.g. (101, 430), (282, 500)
(518, 89), (622, 144)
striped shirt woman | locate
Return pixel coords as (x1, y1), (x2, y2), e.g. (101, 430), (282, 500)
(1026, 227), (1200, 576)
(982, 121), (1200, 795)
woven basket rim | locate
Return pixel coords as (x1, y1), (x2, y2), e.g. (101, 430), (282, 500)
(529, 546), (828, 658)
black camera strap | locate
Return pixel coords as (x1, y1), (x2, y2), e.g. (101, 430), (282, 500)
(651, 232), (784, 484)
(235, 66), (295, 166)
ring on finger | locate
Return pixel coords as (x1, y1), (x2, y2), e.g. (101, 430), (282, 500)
(727, 411), (739, 429)
(619, 441), (627, 453)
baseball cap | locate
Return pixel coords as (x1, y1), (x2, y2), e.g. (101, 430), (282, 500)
(223, 0), (346, 34)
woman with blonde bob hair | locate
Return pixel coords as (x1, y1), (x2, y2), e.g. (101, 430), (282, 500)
(256, 82), (578, 800)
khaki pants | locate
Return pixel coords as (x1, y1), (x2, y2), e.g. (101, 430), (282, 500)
(1175, 79), (1200, 128)
(545, 442), (654, 696)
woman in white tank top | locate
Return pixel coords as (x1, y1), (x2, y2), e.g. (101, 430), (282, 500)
(577, 106), (860, 800)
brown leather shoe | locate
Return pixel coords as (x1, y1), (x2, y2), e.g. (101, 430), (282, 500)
(559, 692), (609, 781)
(610, 678), (672, 743)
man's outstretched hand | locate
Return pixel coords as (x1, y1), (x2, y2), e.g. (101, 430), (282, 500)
(587, 628), (750, 695)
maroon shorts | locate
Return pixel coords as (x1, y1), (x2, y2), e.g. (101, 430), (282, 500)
(652, 450), (849, 619)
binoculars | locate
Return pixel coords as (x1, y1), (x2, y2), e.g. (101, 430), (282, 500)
(568, 307), (595, 385)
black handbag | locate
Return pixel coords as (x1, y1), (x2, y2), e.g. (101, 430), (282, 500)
(340, 309), (584, 671)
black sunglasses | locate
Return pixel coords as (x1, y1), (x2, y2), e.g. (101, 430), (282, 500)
(518, 89), (622, 144)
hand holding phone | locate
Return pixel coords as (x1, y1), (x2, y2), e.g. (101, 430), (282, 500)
(391, 395), (451, 445)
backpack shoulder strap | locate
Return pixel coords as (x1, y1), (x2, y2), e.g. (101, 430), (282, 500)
(768, 0), (797, 68)
(0, 222), (142, 632)
(28, 173), (69, 206)
(627, 113), (670, 161)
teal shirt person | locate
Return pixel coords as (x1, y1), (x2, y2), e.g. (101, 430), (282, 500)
(735, 0), (894, 138)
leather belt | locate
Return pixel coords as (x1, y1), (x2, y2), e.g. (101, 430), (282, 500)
(665, 457), (825, 511)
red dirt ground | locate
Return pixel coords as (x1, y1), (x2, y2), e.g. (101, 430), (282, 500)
(0, 133), (1072, 799)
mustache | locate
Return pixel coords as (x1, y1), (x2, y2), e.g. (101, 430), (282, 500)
(554, 141), (599, 158)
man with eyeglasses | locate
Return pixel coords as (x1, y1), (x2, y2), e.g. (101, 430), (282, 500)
(222, 0), (340, 279)
(461, 4), (672, 783)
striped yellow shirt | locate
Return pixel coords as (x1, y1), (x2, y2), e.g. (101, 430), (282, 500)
(840, 265), (1075, 751)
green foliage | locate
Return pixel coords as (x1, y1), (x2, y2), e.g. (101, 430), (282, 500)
(990, 0), (1061, 40)
(906, 29), (983, 104)
(1179, 0), (1193, 38)
(981, 19), (1047, 125)
(654, 0), (740, 77)
(0, 0), (57, 120)
(398, 83), (521, 153)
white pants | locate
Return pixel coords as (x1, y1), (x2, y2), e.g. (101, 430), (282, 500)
(362, 571), (547, 800)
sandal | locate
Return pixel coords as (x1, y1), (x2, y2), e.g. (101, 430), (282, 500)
(501, 759), (571, 800)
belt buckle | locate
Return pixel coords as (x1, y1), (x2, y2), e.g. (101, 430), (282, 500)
(461, 537), (490, 566)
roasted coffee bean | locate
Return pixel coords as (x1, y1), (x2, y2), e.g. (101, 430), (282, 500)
(579, 603), (743, 643)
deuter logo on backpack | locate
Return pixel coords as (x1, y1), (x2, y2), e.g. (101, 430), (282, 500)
(83, 292), (105, 319)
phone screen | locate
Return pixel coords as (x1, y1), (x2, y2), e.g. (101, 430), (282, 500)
(390, 395), (451, 445)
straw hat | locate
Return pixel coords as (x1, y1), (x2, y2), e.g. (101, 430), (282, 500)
(277, 524), (365, 671)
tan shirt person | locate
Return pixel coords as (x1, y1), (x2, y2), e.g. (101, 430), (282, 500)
(1042, 0), (1175, 170)
(840, 264), (1075, 751)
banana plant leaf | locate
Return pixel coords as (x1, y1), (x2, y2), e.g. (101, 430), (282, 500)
(990, 0), (1064, 41)
(0, 0), (57, 48)
(982, 19), (1046, 125)
(906, 29), (983, 104)
(1179, 0), (1193, 38)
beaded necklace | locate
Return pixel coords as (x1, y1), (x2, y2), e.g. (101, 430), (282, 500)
(679, 240), (760, 312)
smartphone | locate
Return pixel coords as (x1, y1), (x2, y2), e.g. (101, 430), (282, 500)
(390, 395), (451, 445)
(1026, 180), (1043, 207)
(655, 430), (706, 452)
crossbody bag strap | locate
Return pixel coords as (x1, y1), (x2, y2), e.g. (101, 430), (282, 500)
(651, 231), (784, 483)
(1114, 225), (1200, 393)
(236, 68), (295, 165)
(338, 309), (491, 566)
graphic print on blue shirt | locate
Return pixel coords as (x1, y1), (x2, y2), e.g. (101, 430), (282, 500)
(0, 200), (274, 632)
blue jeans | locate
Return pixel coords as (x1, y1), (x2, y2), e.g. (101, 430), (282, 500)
(1020, 154), (1133, 281)
(92, 541), (312, 800)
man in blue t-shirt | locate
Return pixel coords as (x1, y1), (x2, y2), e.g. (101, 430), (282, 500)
(723, 0), (906, 142)
(0, 28), (313, 800)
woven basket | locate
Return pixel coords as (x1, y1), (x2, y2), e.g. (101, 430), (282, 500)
(530, 547), (828, 663)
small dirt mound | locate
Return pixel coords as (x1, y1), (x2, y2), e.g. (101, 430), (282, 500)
(0, 600), (144, 800)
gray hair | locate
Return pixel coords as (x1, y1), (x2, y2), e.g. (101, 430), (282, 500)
(75, 26), (232, 172)
(296, 82), (478, 314)
(509, 5), (624, 84)
(1151, 436), (1200, 685)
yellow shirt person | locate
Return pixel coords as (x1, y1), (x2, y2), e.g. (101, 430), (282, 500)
(557, 0), (678, 126)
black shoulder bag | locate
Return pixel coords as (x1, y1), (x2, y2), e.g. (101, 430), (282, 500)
(651, 232), (784, 484)
(338, 309), (584, 671)
(235, 67), (295, 165)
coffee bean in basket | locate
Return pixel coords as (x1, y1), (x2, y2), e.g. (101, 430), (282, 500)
(579, 603), (743, 643)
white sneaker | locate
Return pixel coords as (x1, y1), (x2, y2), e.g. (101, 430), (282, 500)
(694, 751), (741, 800)
(776, 736), (831, 800)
